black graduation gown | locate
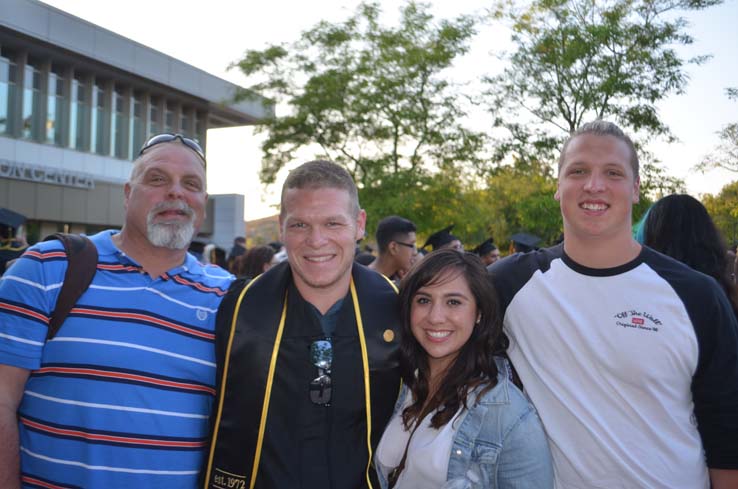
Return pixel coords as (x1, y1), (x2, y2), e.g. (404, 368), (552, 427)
(203, 262), (401, 489)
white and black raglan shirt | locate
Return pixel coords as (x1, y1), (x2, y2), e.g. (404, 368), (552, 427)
(489, 243), (738, 489)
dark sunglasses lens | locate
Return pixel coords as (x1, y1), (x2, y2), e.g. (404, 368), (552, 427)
(309, 374), (332, 405)
(310, 340), (332, 370)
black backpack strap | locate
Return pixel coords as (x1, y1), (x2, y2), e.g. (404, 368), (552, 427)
(42, 233), (98, 340)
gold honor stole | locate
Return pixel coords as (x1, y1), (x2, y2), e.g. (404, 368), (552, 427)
(204, 263), (400, 489)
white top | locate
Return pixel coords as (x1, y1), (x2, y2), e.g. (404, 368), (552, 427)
(376, 394), (467, 488)
(491, 246), (723, 488)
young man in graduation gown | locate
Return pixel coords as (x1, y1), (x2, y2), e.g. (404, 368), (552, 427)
(203, 160), (401, 489)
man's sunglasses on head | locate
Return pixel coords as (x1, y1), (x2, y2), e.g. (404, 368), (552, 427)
(139, 133), (206, 164)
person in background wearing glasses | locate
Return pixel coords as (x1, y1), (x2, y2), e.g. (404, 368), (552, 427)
(369, 215), (418, 282)
(204, 160), (401, 489)
(374, 249), (552, 489)
(0, 134), (233, 489)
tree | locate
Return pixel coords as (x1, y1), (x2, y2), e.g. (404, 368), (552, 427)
(703, 179), (738, 245)
(485, 0), (719, 191)
(359, 171), (499, 251)
(482, 166), (562, 247)
(695, 88), (738, 173)
(232, 1), (486, 191)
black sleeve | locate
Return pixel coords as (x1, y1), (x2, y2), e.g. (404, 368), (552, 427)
(660, 256), (738, 469)
(689, 281), (738, 469)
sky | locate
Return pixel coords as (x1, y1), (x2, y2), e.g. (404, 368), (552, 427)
(41, 0), (738, 221)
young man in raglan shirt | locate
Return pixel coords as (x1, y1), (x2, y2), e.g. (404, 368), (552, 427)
(489, 121), (738, 488)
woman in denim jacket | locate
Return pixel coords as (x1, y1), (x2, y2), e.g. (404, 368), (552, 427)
(375, 249), (552, 489)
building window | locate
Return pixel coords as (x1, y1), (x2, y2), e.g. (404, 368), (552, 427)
(181, 109), (191, 138)
(195, 111), (206, 147)
(69, 74), (89, 150)
(0, 48), (19, 135)
(90, 81), (107, 155)
(22, 61), (43, 140)
(46, 66), (67, 145)
(129, 92), (144, 158)
(111, 87), (127, 159)
(148, 97), (161, 137)
(164, 101), (175, 134)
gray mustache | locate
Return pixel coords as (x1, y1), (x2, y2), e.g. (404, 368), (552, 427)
(149, 201), (195, 219)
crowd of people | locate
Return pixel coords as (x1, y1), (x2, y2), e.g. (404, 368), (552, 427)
(0, 121), (737, 489)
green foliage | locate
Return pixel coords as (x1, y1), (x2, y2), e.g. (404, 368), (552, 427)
(486, 0), (720, 193)
(482, 165), (562, 248)
(360, 166), (563, 251)
(233, 1), (486, 190)
(695, 88), (738, 173)
(703, 180), (738, 245)
(360, 171), (492, 249)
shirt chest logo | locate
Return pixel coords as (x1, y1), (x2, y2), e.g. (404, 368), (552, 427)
(613, 309), (662, 332)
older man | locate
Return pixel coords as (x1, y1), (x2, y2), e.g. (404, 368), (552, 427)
(204, 160), (400, 489)
(489, 121), (738, 488)
(0, 134), (233, 488)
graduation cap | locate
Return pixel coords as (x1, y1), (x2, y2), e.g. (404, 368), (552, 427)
(472, 237), (497, 256)
(510, 232), (541, 253)
(0, 208), (26, 229)
(422, 225), (461, 251)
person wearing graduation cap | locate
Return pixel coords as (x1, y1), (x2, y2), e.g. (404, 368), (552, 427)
(510, 232), (541, 254)
(472, 237), (500, 266)
(422, 225), (463, 252)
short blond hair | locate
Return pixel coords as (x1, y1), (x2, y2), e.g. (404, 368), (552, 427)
(280, 160), (360, 217)
(559, 121), (639, 178)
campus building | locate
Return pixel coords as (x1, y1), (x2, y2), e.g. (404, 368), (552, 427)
(0, 0), (271, 245)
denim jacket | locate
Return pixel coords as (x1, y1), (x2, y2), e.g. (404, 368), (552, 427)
(375, 357), (553, 489)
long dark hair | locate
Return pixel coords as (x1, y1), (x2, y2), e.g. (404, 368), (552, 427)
(398, 249), (507, 430)
(234, 246), (275, 279)
(643, 194), (738, 314)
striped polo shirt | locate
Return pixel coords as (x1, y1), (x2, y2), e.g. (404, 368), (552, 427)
(0, 230), (233, 489)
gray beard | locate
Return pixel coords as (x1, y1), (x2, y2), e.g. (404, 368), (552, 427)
(147, 221), (195, 250)
(146, 204), (196, 250)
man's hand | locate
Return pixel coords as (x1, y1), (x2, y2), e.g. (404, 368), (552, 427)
(0, 365), (30, 489)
